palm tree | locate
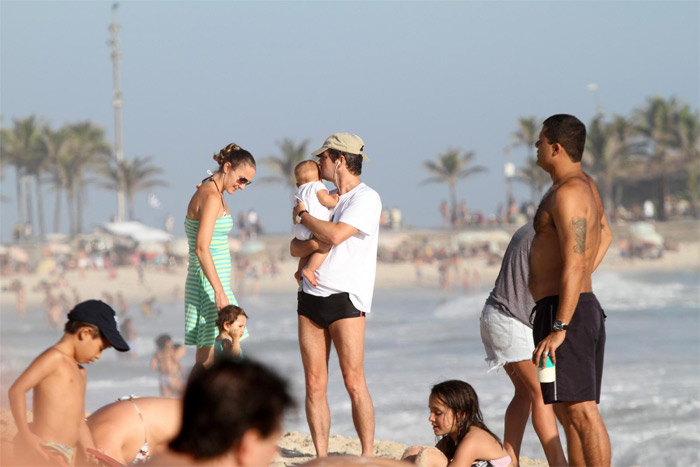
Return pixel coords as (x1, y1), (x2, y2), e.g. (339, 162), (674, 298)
(257, 138), (311, 196)
(584, 114), (645, 214)
(42, 126), (72, 233)
(510, 116), (546, 205)
(97, 156), (167, 220)
(511, 116), (540, 154)
(422, 149), (487, 227)
(674, 105), (700, 217)
(514, 156), (550, 204)
(62, 122), (111, 236)
(0, 116), (45, 240)
(633, 96), (680, 220)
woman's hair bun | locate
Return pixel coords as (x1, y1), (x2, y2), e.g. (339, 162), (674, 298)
(211, 142), (256, 171)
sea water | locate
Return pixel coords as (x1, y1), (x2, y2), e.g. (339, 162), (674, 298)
(1, 269), (698, 466)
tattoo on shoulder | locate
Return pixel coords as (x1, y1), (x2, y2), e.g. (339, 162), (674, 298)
(601, 223), (605, 230)
(572, 217), (587, 254)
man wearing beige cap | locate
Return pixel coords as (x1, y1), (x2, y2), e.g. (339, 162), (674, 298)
(291, 133), (382, 458)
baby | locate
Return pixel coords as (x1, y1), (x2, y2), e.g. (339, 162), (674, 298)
(8, 300), (130, 466)
(293, 160), (339, 286)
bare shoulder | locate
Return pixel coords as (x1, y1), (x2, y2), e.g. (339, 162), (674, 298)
(552, 176), (597, 211)
(30, 347), (68, 371)
(188, 186), (220, 218)
(556, 176), (593, 198)
(463, 426), (497, 444)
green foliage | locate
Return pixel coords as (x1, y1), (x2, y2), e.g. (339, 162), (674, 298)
(422, 148), (487, 227)
(258, 138), (311, 194)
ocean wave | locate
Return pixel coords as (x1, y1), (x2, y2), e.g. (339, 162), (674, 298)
(594, 270), (699, 311)
(432, 294), (489, 318)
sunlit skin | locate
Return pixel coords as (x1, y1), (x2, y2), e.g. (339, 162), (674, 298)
(529, 122), (612, 467)
(402, 394), (514, 467)
(289, 143), (375, 457)
(428, 397), (460, 441)
(76, 334), (110, 364)
(8, 328), (109, 464)
(186, 160), (256, 371)
(223, 315), (247, 341)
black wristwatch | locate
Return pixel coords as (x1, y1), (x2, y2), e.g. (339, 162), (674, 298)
(295, 210), (309, 224)
(552, 320), (569, 332)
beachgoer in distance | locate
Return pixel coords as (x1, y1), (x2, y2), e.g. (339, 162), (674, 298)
(401, 380), (513, 467)
(87, 397), (181, 465)
(529, 114), (613, 466)
(480, 222), (567, 466)
(148, 357), (294, 466)
(184, 142), (255, 373)
(150, 334), (186, 397)
(293, 159), (339, 286)
(214, 305), (248, 360)
(8, 300), (129, 466)
(290, 133), (381, 457)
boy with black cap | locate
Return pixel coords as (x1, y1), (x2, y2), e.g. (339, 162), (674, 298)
(9, 299), (129, 466)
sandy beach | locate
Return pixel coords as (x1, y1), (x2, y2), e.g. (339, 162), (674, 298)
(0, 408), (546, 466)
(2, 238), (697, 313)
(1, 226), (697, 466)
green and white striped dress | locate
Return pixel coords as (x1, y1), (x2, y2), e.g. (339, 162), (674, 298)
(184, 215), (238, 347)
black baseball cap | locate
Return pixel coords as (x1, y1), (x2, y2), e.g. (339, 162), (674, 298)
(67, 300), (130, 352)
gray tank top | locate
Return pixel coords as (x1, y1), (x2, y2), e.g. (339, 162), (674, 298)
(485, 222), (535, 327)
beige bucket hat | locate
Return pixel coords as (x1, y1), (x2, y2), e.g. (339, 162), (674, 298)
(311, 133), (370, 162)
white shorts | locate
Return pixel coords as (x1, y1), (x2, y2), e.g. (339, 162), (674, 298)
(480, 303), (534, 372)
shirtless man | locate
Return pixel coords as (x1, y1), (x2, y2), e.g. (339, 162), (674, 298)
(529, 114), (613, 466)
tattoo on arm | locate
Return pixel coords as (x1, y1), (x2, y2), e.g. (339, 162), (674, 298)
(572, 217), (587, 254)
(601, 223), (605, 230)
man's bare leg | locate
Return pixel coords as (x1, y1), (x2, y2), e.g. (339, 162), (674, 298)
(508, 360), (568, 466)
(555, 401), (609, 467)
(330, 316), (375, 456)
(298, 315), (332, 457)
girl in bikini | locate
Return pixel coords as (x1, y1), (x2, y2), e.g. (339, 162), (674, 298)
(402, 380), (513, 467)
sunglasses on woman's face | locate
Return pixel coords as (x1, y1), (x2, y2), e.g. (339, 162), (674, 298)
(236, 176), (252, 186)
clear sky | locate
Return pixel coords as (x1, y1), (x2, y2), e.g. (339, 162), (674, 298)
(1, 0), (698, 241)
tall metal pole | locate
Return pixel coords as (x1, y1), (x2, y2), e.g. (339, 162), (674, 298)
(108, 3), (126, 222)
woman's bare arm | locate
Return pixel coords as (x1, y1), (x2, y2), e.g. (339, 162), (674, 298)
(195, 193), (229, 310)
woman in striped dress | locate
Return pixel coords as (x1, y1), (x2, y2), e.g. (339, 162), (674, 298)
(184, 143), (256, 373)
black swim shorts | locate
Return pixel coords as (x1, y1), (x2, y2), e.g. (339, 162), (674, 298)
(297, 291), (365, 329)
(533, 292), (606, 404)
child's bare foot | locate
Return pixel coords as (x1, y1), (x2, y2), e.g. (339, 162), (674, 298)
(301, 267), (318, 287)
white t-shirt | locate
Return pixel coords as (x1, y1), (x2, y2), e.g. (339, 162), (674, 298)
(302, 182), (382, 313)
(293, 181), (332, 240)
